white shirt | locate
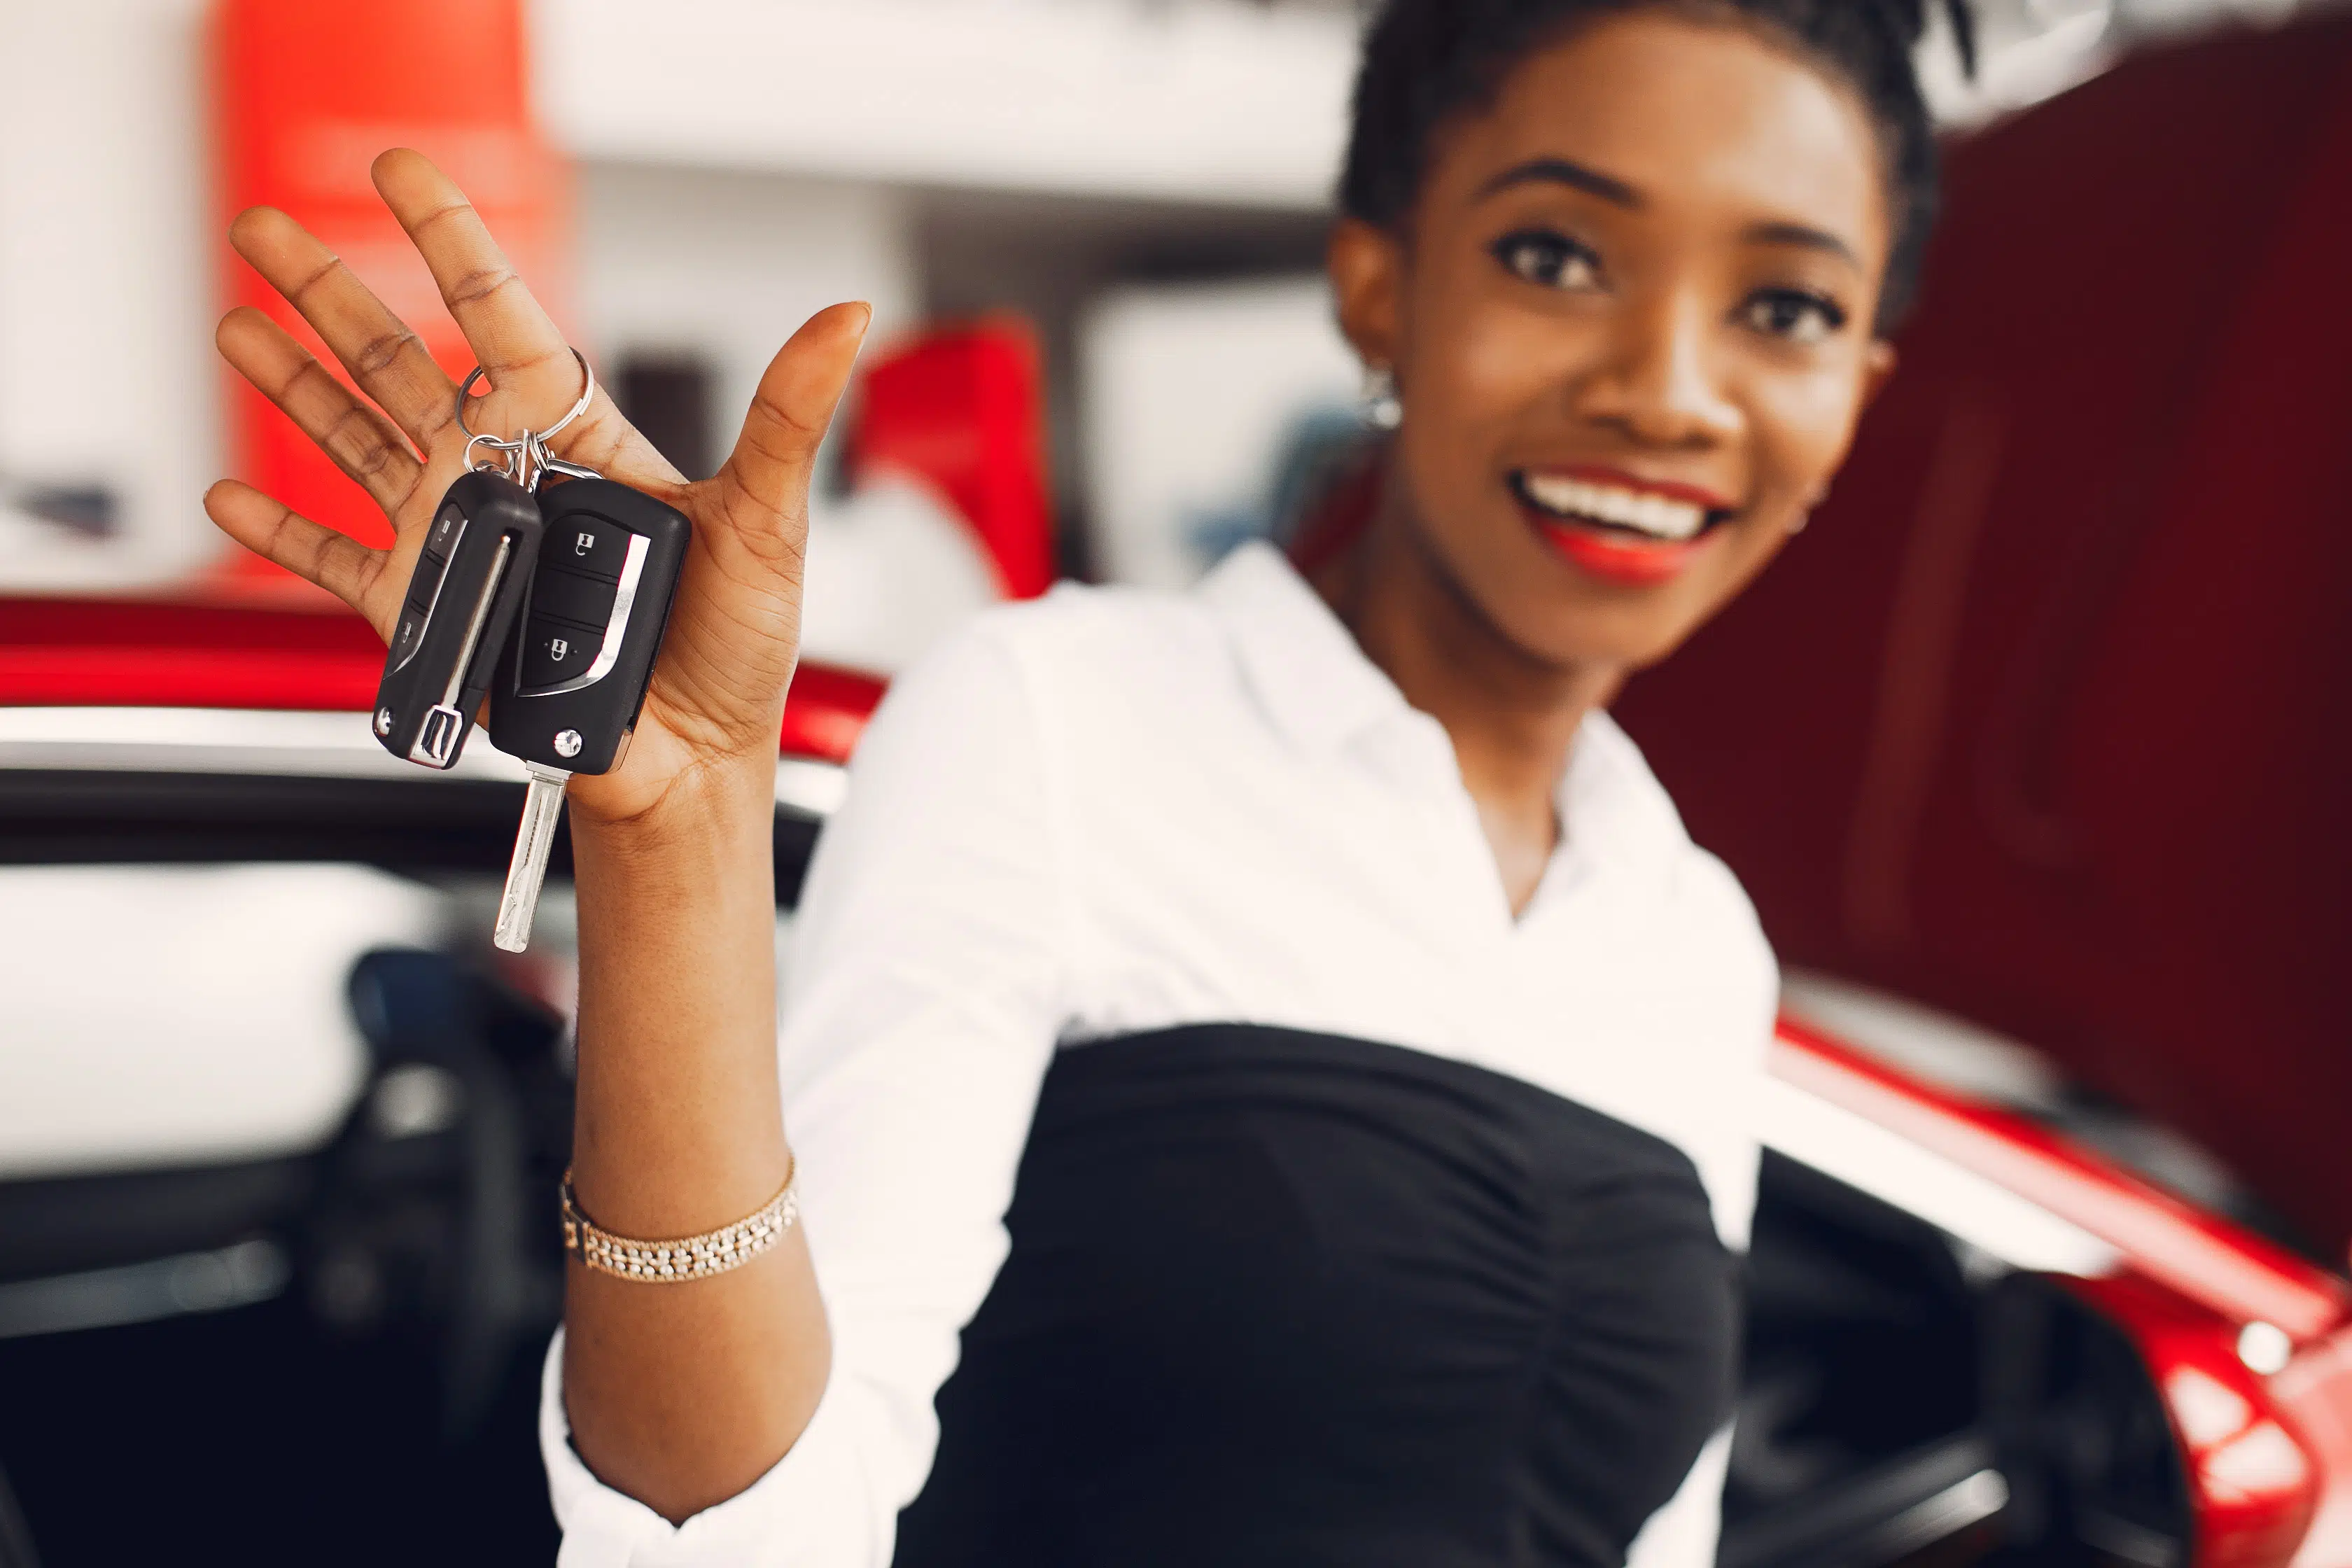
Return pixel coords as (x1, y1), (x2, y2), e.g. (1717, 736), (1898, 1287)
(541, 541), (1779, 1568)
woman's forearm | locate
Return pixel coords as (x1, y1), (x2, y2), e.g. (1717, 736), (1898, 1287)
(561, 750), (831, 1523)
(196, 149), (869, 1529)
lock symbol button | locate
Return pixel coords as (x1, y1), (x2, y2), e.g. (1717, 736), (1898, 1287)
(522, 615), (603, 690)
(561, 517), (631, 583)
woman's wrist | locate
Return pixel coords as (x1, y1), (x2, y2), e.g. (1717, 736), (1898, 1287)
(564, 753), (781, 943)
(569, 745), (778, 858)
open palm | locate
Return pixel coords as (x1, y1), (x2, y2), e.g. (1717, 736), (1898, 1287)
(205, 148), (869, 823)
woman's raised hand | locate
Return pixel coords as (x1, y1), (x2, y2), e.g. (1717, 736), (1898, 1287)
(205, 148), (871, 824)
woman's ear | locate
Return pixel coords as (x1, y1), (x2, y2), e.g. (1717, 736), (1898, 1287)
(1328, 218), (1404, 370)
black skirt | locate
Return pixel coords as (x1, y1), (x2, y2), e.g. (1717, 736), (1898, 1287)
(895, 1023), (1739, 1567)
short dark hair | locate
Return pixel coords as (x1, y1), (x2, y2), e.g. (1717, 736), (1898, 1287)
(1338, 0), (1976, 333)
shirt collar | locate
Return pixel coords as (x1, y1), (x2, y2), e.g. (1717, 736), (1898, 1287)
(1198, 540), (1691, 883)
(1549, 709), (1688, 893)
(1200, 540), (1415, 756)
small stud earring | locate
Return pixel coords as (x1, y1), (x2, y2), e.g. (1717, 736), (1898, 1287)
(1361, 364), (1402, 430)
(1788, 482), (1828, 536)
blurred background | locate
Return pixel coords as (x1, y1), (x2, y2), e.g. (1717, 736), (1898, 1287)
(7, 0), (2337, 624)
(4, 1), (2351, 1564)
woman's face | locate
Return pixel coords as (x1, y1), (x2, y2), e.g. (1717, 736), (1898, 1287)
(1331, 8), (1897, 673)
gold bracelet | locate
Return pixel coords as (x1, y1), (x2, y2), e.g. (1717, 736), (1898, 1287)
(560, 1157), (798, 1282)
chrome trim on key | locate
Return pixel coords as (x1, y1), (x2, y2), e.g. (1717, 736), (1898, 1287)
(528, 530), (650, 697)
(407, 533), (514, 766)
(413, 704), (467, 767)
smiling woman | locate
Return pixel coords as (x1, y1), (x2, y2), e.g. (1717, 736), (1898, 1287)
(199, 3), (1972, 1566)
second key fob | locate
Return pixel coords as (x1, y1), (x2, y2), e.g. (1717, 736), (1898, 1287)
(375, 469), (544, 769)
(489, 476), (691, 775)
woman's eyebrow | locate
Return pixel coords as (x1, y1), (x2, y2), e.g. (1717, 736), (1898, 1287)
(1745, 220), (1860, 266)
(1471, 159), (1863, 267)
(1474, 156), (1643, 208)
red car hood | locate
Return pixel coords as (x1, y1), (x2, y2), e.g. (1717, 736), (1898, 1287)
(1614, 13), (2352, 1254)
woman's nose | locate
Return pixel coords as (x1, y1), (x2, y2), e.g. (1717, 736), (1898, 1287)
(1575, 295), (1740, 449)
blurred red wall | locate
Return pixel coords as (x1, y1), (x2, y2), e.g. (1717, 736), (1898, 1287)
(210, 0), (569, 591)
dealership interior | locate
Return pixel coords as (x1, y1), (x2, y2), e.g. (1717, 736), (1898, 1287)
(4, 1), (2351, 1564)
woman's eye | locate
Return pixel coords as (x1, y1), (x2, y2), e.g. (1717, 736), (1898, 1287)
(1742, 288), (1847, 345)
(1490, 230), (1601, 291)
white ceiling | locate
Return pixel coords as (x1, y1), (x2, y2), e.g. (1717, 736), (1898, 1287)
(536, 0), (2343, 206)
(532, 0), (1359, 208)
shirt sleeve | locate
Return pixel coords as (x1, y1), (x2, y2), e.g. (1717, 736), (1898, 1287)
(541, 617), (1077, 1567)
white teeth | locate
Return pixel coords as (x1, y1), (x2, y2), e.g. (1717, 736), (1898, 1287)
(1520, 474), (1708, 542)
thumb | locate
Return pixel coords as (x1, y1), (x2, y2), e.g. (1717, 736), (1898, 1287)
(718, 302), (874, 524)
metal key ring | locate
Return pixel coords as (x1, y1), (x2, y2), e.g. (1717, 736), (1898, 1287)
(525, 430), (601, 486)
(454, 346), (596, 446)
(463, 431), (521, 472)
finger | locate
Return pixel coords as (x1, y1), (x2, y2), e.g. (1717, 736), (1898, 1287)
(715, 303), (874, 531)
(225, 206), (458, 452)
(216, 307), (428, 519)
(370, 148), (582, 423)
(204, 479), (391, 629)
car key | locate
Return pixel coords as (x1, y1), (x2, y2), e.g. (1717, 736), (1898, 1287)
(374, 351), (598, 769)
(486, 472), (692, 951)
(372, 468), (542, 769)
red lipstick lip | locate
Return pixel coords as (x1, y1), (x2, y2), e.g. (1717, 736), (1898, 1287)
(1520, 464), (1737, 514)
(1534, 518), (1700, 587)
(1513, 489), (1712, 587)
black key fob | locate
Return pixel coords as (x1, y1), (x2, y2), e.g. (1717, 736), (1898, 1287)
(489, 477), (691, 775)
(374, 470), (543, 769)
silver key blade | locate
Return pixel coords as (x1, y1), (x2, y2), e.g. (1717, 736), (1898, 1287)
(494, 764), (573, 953)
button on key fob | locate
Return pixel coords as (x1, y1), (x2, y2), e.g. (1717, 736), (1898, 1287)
(486, 477), (690, 952)
(374, 470), (544, 769)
